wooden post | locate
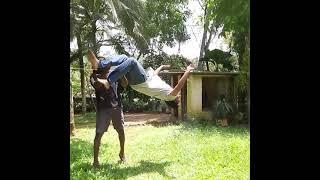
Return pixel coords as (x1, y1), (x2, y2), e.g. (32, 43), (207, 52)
(171, 75), (174, 117)
(177, 74), (182, 119)
(181, 73), (188, 121)
(233, 76), (238, 111)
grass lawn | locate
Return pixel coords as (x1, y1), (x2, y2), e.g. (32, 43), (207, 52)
(71, 113), (250, 179)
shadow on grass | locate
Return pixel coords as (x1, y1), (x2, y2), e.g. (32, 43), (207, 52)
(73, 160), (173, 179)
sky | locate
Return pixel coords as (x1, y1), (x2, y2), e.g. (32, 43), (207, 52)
(70, 0), (229, 61)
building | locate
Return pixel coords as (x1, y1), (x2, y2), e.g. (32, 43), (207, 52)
(159, 71), (239, 120)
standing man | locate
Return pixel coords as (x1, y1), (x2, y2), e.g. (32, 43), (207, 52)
(90, 67), (128, 168)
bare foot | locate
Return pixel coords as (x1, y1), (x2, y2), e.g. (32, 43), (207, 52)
(93, 161), (100, 168)
(88, 50), (99, 70)
(97, 78), (110, 90)
(118, 154), (126, 164)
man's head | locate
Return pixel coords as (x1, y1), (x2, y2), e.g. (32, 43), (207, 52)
(97, 56), (112, 73)
(91, 67), (111, 90)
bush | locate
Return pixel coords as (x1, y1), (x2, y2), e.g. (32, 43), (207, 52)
(73, 97), (96, 114)
(214, 99), (233, 119)
(122, 98), (153, 113)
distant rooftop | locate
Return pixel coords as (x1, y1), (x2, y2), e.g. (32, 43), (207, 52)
(159, 71), (240, 76)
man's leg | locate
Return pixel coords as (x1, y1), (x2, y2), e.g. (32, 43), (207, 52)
(116, 128), (125, 163)
(88, 51), (146, 87)
(93, 132), (104, 168)
(93, 108), (112, 168)
(169, 64), (195, 96)
(99, 55), (129, 69)
(88, 50), (128, 70)
(88, 50), (100, 70)
(112, 107), (126, 163)
(108, 57), (147, 85)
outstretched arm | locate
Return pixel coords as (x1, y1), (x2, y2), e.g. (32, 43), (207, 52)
(88, 50), (99, 70)
(154, 65), (171, 75)
(169, 64), (195, 96)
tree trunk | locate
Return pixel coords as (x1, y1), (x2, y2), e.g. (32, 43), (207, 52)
(204, 24), (216, 71)
(91, 21), (98, 54)
(70, 77), (76, 136)
(204, 23), (215, 52)
(128, 87), (133, 103)
(198, 2), (209, 71)
(238, 51), (244, 71)
(76, 33), (87, 115)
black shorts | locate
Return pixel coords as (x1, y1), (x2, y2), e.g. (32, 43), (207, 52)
(96, 106), (124, 134)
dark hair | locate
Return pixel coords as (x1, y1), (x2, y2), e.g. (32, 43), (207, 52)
(165, 99), (179, 109)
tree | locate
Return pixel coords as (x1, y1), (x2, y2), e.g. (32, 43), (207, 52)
(70, 0), (91, 115)
(194, 0), (221, 71)
(143, 53), (190, 70)
(201, 49), (238, 71)
(198, 0), (210, 70)
(70, 0), (147, 115)
(70, 0), (191, 116)
(108, 0), (190, 58)
(141, 0), (190, 55)
(208, 0), (249, 70)
(208, 0), (249, 111)
(195, 0), (249, 72)
(76, 33), (87, 114)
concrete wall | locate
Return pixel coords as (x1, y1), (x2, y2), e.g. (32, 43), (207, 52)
(187, 75), (202, 114)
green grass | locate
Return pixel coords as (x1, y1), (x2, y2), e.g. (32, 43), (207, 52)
(71, 118), (250, 179)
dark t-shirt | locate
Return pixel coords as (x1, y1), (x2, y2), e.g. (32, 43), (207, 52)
(90, 73), (124, 109)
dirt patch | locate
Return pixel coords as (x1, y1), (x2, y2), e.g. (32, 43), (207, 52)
(124, 112), (174, 126)
(75, 112), (176, 129)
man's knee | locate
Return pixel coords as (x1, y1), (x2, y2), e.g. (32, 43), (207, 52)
(116, 128), (125, 136)
(118, 54), (128, 60)
(94, 132), (103, 141)
(127, 57), (138, 66)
